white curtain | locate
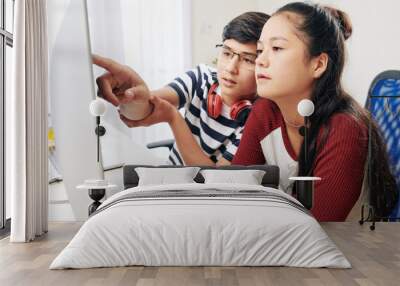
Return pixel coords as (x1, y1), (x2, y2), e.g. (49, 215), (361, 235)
(88, 0), (192, 166)
(121, 0), (192, 150)
(8, 0), (48, 242)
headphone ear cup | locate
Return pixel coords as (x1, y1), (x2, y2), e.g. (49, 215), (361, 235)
(236, 108), (251, 125)
(230, 100), (252, 125)
(207, 92), (223, 119)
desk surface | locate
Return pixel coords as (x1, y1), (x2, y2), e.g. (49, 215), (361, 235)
(0, 222), (399, 286)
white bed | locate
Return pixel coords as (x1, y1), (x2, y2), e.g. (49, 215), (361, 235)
(50, 183), (350, 269)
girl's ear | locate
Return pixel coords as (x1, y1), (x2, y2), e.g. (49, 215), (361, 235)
(311, 52), (329, 79)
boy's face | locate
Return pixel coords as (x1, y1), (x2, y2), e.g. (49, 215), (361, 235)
(216, 39), (258, 104)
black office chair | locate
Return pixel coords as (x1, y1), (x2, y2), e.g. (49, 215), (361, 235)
(146, 139), (175, 151)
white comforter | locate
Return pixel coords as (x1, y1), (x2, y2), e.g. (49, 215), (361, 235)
(50, 183), (350, 269)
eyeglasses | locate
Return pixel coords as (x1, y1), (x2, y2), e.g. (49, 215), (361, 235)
(216, 44), (257, 71)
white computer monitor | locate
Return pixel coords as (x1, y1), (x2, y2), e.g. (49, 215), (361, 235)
(48, 0), (165, 220)
(48, 0), (102, 220)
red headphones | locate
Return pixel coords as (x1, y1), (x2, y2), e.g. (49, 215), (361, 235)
(207, 83), (253, 124)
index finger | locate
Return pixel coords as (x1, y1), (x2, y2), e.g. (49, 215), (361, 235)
(92, 54), (122, 74)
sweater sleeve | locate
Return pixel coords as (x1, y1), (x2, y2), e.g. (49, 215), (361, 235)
(232, 100), (267, 165)
(311, 114), (368, 221)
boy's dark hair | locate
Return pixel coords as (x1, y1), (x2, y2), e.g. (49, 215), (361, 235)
(222, 12), (270, 43)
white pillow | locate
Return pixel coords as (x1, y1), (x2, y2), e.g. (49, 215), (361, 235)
(200, 169), (266, 185)
(135, 167), (200, 186)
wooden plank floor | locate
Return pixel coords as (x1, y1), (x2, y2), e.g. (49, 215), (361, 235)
(1, 222), (399, 286)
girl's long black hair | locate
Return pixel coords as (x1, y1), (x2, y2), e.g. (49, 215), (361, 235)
(276, 2), (398, 218)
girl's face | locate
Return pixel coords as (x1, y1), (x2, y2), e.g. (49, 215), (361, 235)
(255, 13), (318, 100)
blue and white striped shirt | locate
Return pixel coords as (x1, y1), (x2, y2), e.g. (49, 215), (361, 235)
(167, 64), (244, 165)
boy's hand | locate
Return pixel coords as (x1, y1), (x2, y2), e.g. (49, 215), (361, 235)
(119, 96), (179, 127)
(92, 54), (150, 107)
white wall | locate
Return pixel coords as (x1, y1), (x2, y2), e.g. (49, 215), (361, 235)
(256, 0), (400, 105)
(191, 0), (258, 66)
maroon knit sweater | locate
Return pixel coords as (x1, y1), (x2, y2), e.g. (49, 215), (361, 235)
(233, 98), (368, 221)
